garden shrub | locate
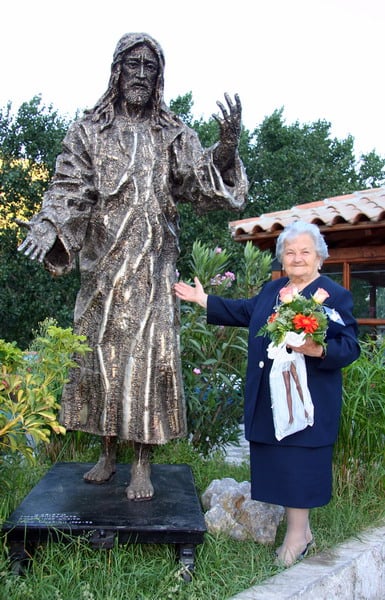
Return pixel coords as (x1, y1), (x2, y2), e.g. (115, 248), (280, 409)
(0, 319), (91, 464)
(336, 335), (385, 470)
(180, 240), (271, 455)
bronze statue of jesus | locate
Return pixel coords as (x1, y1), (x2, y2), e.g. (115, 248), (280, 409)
(18, 33), (247, 500)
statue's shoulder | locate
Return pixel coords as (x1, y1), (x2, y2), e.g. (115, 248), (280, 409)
(75, 110), (96, 130)
(65, 110), (93, 133)
(60, 112), (98, 151)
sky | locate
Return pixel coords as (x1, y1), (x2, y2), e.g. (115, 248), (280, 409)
(1, 0), (384, 158)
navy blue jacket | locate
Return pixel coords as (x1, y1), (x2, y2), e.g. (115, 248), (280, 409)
(207, 275), (360, 447)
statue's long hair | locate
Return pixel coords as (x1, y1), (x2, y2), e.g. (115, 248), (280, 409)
(88, 33), (179, 131)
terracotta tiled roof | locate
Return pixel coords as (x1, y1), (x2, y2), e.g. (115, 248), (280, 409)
(229, 187), (385, 233)
(230, 187), (385, 240)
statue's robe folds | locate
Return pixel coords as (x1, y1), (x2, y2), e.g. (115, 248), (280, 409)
(35, 113), (247, 444)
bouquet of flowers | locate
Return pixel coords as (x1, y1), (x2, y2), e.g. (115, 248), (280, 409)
(258, 285), (330, 441)
(259, 285), (329, 349)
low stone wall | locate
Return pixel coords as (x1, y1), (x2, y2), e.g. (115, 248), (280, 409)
(229, 524), (385, 599)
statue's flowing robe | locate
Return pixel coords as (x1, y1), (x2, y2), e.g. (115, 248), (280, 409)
(35, 113), (247, 444)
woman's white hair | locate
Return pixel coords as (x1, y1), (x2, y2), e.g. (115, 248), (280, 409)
(275, 221), (329, 265)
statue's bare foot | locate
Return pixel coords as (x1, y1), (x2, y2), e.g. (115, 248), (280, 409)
(83, 455), (116, 483)
(126, 461), (154, 501)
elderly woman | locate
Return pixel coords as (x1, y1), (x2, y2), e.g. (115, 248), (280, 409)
(174, 221), (360, 567)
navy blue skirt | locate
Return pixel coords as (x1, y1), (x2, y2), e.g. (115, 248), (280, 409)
(249, 441), (334, 508)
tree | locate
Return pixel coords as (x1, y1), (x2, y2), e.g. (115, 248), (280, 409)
(169, 91), (194, 127)
(357, 150), (385, 189)
(0, 97), (79, 346)
(0, 95), (71, 224)
(244, 108), (385, 217)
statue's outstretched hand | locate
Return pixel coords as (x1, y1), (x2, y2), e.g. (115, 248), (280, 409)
(17, 219), (57, 262)
(174, 277), (208, 309)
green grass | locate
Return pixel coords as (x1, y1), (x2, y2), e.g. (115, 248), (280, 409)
(1, 436), (385, 600)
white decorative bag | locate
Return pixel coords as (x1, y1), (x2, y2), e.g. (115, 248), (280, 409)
(268, 332), (314, 441)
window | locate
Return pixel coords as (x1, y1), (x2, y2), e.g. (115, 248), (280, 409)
(350, 263), (385, 320)
(322, 260), (385, 332)
(322, 263), (343, 286)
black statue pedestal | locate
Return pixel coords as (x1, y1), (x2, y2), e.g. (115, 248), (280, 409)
(2, 462), (207, 578)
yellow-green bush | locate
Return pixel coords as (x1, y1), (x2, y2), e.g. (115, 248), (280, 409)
(0, 319), (91, 464)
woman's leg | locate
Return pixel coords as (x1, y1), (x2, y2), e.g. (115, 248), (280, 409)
(275, 507), (313, 566)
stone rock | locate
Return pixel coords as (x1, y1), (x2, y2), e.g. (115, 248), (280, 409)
(204, 505), (250, 541)
(202, 477), (284, 544)
(201, 477), (240, 510)
(236, 498), (284, 543)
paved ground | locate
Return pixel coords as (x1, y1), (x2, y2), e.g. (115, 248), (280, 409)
(223, 424), (249, 465)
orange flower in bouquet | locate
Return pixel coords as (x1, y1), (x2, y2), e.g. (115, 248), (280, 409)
(259, 285), (330, 348)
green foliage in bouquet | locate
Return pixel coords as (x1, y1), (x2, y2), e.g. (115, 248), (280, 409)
(258, 285), (329, 348)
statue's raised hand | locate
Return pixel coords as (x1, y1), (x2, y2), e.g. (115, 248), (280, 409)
(17, 219), (57, 263)
(212, 93), (242, 172)
(214, 93), (242, 147)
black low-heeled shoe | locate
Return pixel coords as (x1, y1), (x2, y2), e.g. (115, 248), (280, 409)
(274, 538), (315, 567)
(299, 538), (315, 559)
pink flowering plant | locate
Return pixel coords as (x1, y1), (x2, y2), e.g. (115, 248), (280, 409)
(180, 240), (272, 454)
(259, 285), (330, 348)
(210, 271), (236, 288)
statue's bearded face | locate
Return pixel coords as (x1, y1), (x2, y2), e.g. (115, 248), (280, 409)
(119, 44), (159, 108)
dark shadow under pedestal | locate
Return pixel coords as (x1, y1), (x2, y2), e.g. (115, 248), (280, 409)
(2, 462), (207, 577)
